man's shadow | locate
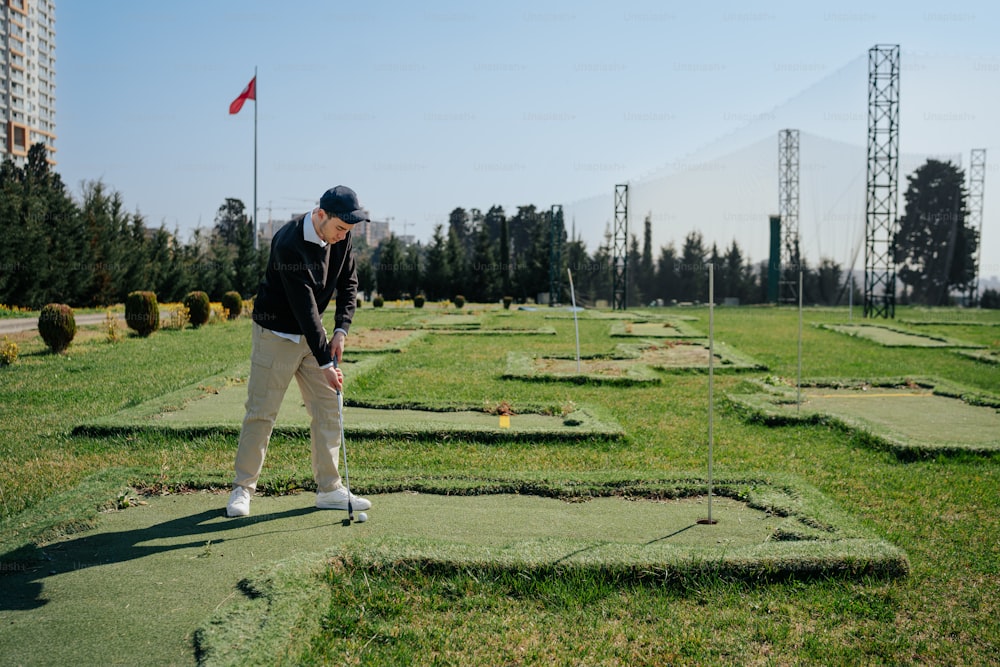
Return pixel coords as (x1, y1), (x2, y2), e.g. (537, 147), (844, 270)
(1, 504), (318, 611)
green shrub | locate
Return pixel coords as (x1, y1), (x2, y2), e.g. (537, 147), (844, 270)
(373, 295), (384, 308)
(38, 303), (76, 353)
(221, 291), (243, 320)
(503, 295), (513, 310)
(414, 294), (425, 308)
(184, 291), (211, 328)
(1, 336), (18, 366)
(125, 291), (159, 337)
(454, 294), (466, 309)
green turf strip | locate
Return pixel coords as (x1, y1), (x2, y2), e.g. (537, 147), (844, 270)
(74, 363), (622, 441)
(729, 377), (1000, 458)
(0, 470), (908, 666)
(956, 348), (1000, 364)
(503, 339), (763, 385)
(819, 323), (984, 348)
(609, 319), (704, 338)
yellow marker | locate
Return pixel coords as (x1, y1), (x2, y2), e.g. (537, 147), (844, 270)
(499, 414), (511, 429)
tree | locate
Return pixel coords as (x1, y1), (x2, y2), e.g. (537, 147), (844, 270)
(231, 209), (261, 298)
(375, 234), (406, 300)
(81, 181), (133, 306)
(678, 230), (707, 302)
(511, 206), (548, 301)
(403, 243), (422, 298)
(356, 258), (375, 299)
(564, 235), (589, 303)
(422, 225), (450, 300)
(627, 234), (642, 306)
(469, 222), (499, 302)
(814, 258), (843, 306)
(586, 226), (614, 305)
(499, 215), (511, 296)
(655, 242), (679, 303)
(448, 207), (473, 257)
(895, 159), (977, 305)
(214, 198), (249, 246)
(445, 225), (467, 296)
(638, 214), (655, 303)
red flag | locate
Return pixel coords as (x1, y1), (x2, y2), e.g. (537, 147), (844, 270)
(229, 76), (256, 115)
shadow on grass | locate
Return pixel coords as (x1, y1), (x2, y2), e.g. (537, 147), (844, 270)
(0, 505), (315, 611)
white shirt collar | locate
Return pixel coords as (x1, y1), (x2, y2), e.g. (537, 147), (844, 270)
(303, 210), (327, 248)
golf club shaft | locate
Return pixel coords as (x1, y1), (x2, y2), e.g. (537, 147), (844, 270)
(334, 358), (353, 519)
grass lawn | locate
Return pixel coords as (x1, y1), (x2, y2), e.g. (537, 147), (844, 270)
(1, 303), (998, 665)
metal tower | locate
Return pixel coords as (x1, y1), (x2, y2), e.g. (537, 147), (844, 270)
(549, 204), (564, 305)
(778, 129), (801, 303)
(966, 149), (987, 306)
(612, 184), (629, 310)
(864, 44), (900, 319)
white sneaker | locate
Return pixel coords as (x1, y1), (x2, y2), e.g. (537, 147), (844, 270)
(226, 486), (251, 517)
(316, 487), (371, 511)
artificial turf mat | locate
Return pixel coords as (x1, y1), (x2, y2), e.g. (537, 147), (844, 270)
(729, 377), (1000, 458)
(75, 363), (622, 441)
(503, 339), (764, 384)
(609, 319), (704, 338)
(819, 323), (984, 348)
(0, 471), (908, 666)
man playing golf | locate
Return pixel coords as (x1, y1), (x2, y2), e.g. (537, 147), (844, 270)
(227, 185), (372, 518)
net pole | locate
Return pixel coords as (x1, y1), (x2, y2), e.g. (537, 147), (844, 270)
(567, 268), (581, 372)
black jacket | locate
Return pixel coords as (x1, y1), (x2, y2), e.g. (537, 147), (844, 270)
(251, 214), (357, 366)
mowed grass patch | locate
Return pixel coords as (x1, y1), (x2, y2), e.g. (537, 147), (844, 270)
(345, 327), (426, 353)
(609, 318), (704, 338)
(74, 357), (622, 442)
(729, 376), (1000, 459)
(819, 322), (984, 348)
(2, 468), (905, 667)
(1, 305), (999, 665)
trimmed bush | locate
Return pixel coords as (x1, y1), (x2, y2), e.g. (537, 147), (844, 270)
(373, 295), (384, 308)
(184, 291), (211, 328)
(221, 291), (243, 320)
(454, 294), (466, 309)
(125, 291), (159, 337)
(503, 296), (513, 310)
(38, 303), (76, 353)
(414, 294), (425, 308)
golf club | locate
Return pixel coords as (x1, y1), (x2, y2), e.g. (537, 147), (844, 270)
(333, 358), (354, 525)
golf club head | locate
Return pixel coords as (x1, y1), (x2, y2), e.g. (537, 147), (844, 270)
(341, 516), (352, 526)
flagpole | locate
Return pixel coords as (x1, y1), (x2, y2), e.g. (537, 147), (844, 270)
(253, 66), (258, 251)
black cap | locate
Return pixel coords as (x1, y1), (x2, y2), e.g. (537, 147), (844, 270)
(319, 185), (370, 224)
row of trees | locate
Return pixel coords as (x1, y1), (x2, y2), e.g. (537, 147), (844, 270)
(0, 145), (264, 309)
(361, 158), (986, 308)
(0, 145), (989, 310)
(361, 207), (853, 307)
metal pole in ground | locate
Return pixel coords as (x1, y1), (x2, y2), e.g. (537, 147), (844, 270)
(698, 263), (717, 525)
(567, 268), (581, 373)
(797, 270), (804, 413)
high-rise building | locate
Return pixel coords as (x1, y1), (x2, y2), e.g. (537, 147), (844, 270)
(0, 0), (56, 166)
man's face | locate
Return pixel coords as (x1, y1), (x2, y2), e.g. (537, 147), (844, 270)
(320, 214), (352, 244)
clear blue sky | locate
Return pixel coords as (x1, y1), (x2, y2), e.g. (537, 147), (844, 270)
(56, 0), (1000, 278)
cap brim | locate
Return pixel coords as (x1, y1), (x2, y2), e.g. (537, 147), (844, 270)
(334, 209), (370, 225)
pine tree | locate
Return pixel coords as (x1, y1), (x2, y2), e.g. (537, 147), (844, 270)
(895, 159), (977, 305)
(422, 225), (450, 300)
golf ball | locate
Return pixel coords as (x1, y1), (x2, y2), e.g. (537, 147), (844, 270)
(356, 512), (368, 523)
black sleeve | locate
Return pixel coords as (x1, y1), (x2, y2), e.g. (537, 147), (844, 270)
(334, 234), (359, 336)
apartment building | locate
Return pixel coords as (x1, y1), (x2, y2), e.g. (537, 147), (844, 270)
(0, 0), (56, 165)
